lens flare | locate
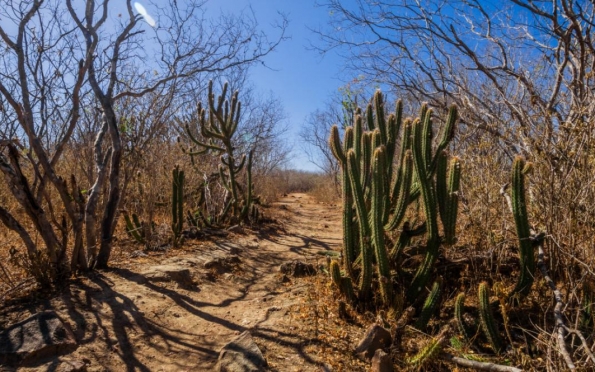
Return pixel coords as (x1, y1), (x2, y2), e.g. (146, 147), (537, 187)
(134, 2), (156, 27)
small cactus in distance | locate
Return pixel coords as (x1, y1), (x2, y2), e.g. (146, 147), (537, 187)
(172, 165), (184, 247)
(124, 212), (145, 244)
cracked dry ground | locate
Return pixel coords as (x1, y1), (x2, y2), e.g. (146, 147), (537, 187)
(2, 193), (368, 371)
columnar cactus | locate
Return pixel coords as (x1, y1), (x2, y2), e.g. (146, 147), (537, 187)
(328, 89), (460, 311)
(510, 156), (536, 297)
(329, 125), (357, 280)
(454, 293), (473, 342)
(415, 278), (442, 330)
(172, 165), (184, 247)
(180, 81), (254, 224)
(478, 282), (503, 354)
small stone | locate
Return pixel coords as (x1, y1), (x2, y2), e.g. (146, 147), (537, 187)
(0, 311), (77, 366)
(204, 256), (241, 274)
(141, 265), (193, 286)
(354, 324), (392, 360)
(58, 358), (87, 372)
(370, 349), (393, 372)
(279, 260), (316, 277)
(130, 250), (147, 258)
(217, 331), (267, 372)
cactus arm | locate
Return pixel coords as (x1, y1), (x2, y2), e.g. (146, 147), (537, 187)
(184, 123), (225, 153)
(421, 109), (434, 171)
(431, 105), (458, 172)
(389, 119), (412, 206)
(444, 157), (461, 245)
(374, 90), (388, 146)
(329, 125), (346, 163)
(385, 150), (413, 231)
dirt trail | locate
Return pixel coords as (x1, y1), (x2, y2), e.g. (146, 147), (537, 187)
(6, 193), (347, 371)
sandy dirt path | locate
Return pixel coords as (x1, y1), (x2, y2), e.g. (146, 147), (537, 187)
(4, 193), (355, 372)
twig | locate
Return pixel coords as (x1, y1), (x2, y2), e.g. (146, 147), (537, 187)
(0, 260), (15, 288)
(0, 277), (35, 303)
(499, 183), (513, 213)
(537, 243), (576, 370)
(441, 353), (522, 372)
(564, 326), (595, 366)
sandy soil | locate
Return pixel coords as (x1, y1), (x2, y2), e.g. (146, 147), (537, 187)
(1, 193), (369, 372)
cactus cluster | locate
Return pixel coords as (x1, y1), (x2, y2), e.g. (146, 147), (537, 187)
(329, 90), (460, 309)
(180, 81), (255, 225)
(327, 92), (545, 363)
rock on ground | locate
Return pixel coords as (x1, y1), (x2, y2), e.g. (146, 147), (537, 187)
(138, 264), (193, 286)
(279, 260), (316, 277)
(0, 311), (77, 366)
(217, 331), (267, 372)
(371, 349), (393, 372)
(354, 324), (392, 360)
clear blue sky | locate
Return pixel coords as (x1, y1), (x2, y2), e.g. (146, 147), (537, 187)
(205, 0), (348, 171)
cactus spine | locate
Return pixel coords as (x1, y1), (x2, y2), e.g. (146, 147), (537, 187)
(478, 282), (503, 354)
(172, 165), (184, 247)
(510, 156), (535, 297)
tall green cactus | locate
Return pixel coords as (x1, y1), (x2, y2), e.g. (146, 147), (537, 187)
(371, 146), (391, 304)
(172, 165), (184, 247)
(347, 148), (373, 298)
(407, 118), (440, 302)
(329, 125), (357, 280)
(478, 282), (503, 354)
(510, 156), (536, 297)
